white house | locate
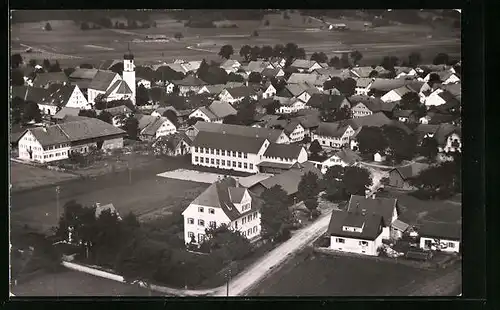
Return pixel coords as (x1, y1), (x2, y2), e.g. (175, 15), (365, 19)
(423, 71), (461, 85)
(37, 84), (90, 116)
(277, 97), (307, 114)
(328, 211), (386, 256)
(262, 83), (276, 99)
(419, 222), (461, 253)
(434, 124), (461, 154)
(218, 86), (258, 104)
(355, 78), (374, 96)
(311, 148), (362, 174)
(374, 152), (386, 162)
(152, 132), (192, 157)
(380, 85), (416, 103)
(290, 59), (323, 73)
(312, 122), (355, 149)
(17, 118), (126, 163)
(220, 59), (242, 74)
(182, 177), (262, 245)
(259, 143), (308, 174)
(136, 115), (177, 141)
(136, 77), (152, 89)
(189, 100), (237, 123)
(351, 102), (374, 118)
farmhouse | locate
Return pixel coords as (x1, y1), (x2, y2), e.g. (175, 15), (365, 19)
(380, 84), (420, 103)
(312, 122), (355, 149)
(69, 68), (99, 91)
(267, 120), (306, 143)
(188, 100), (237, 123)
(32, 72), (69, 89)
(218, 86), (258, 104)
(261, 68), (285, 80)
(424, 89), (460, 108)
(277, 97), (308, 114)
(349, 95), (397, 118)
(243, 60), (275, 74)
(172, 75), (208, 96)
(152, 132), (192, 156)
(52, 107), (81, 122)
(328, 211), (385, 256)
(259, 143), (308, 174)
(394, 66), (418, 79)
(182, 177), (262, 245)
(355, 78), (374, 95)
(388, 163), (430, 190)
(101, 105), (133, 127)
(261, 82), (277, 99)
(286, 73), (328, 91)
(38, 84), (90, 115)
(311, 148), (361, 174)
(290, 59), (323, 73)
(419, 222), (461, 253)
(17, 118), (126, 163)
(220, 59), (242, 74)
(136, 114), (177, 141)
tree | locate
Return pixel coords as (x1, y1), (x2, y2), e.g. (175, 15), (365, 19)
(28, 59), (38, 68)
(109, 62), (124, 75)
(227, 72), (244, 82)
(339, 78), (356, 97)
(218, 45), (234, 59)
(11, 53), (23, 69)
(249, 46), (261, 61)
(381, 56), (398, 71)
(410, 162), (458, 199)
(80, 63), (94, 69)
(343, 166), (372, 197)
(419, 136), (439, 161)
(239, 45), (252, 61)
(310, 52), (328, 63)
(234, 98), (256, 126)
(433, 53), (450, 65)
(135, 84), (150, 106)
(408, 52), (422, 67)
(81, 22), (90, 30)
(10, 97), (24, 125)
(42, 59), (51, 71)
(309, 140), (322, 157)
(334, 106), (352, 121)
(79, 109), (98, 118)
(356, 126), (387, 155)
(382, 125), (417, 164)
(260, 185), (293, 240)
(273, 44), (285, 58)
(297, 172), (321, 219)
(174, 32), (183, 40)
(296, 48), (306, 60)
(260, 45), (274, 60)
(122, 212), (140, 230)
(323, 166), (346, 201)
(11, 69), (25, 86)
(283, 11), (290, 20)
(55, 200), (96, 245)
(22, 101), (42, 123)
(328, 56), (341, 69)
(264, 100), (281, 115)
(203, 224), (252, 261)
(156, 66), (184, 83)
(124, 116), (140, 140)
(97, 111), (113, 124)
(187, 117), (205, 126)
(369, 70), (379, 78)
(252, 30), (259, 37)
(64, 67), (76, 77)
(284, 43), (299, 60)
(304, 198), (319, 219)
(340, 53), (351, 68)
(399, 92), (421, 111)
(248, 72), (262, 84)
(350, 50), (363, 66)
(49, 60), (62, 72)
(44, 22), (52, 31)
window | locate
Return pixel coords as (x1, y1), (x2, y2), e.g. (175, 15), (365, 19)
(242, 231), (246, 237)
(209, 221), (216, 228)
(232, 161), (236, 167)
(195, 147), (199, 152)
(448, 242), (455, 248)
(247, 229), (251, 235)
(210, 149), (214, 155)
(238, 162), (242, 168)
(359, 241), (368, 246)
(221, 160), (225, 166)
(253, 213), (257, 220)
(247, 215), (252, 222)
(198, 234), (205, 243)
(187, 218), (194, 224)
(216, 159), (220, 165)
(253, 226), (258, 233)
(238, 152), (242, 158)
(198, 219), (205, 226)
(222, 150), (225, 156)
(188, 232), (194, 238)
(244, 163), (248, 169)
(242, 217), (247, 224)
(209, 208), (215, 214)
(195, 156), (199, 162)
(198, 207), (204, 213)
(211, 158), (215, 164)
(250, 164), (253, 169)
(216, 149), (220, 155)
(244, 153), (247, 159)
(336, 238), (345, 244)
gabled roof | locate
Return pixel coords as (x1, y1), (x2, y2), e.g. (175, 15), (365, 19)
(418, 222), (461, 240)
(39, 84), (77, 107)
(351, 66), (377, 78)
(98, 59), (121, 71)
(370, 78), (408, 92)
(441, 83), (461, 98)
(393, 109), (416, 118)
(307, 94), (347, 109)
(348, 112), (392, 130)
(32, 72), (69, 88)
(220, 59), (241, 70)
(192, 131), (267, 154)
(25, 118), (126, 147)
(261, 68), (282, 78)
(314, 68), (355, 79)
(166, 63), (188, 74)
(391, 162), (429, 180)
(437, 90), (460, 105)
(104, 79), (132, 97)
(257, 162), (322, 195)
(291, 59), (319, 70)
(202, 84), (226, 95)
(89, 70), (120, 92)
(70, 68), (99, 80)
(245, 60), (272, 73)
(103, 105), (133, 116)
(263, 143), (304, 159)
(285, 84), (309, 97)
(415, 123), (440, 134)
(136, 115), (173, 136)
(225, 86), (256, 98)
(287, 73), (328, 86)
(347, 195), (398, 227)
(207, 100), (237, 118)
(316, 121), (352, 137)
(434, 123), (461, 145)
(394, 66), (415, 75)
(95, 203), (119, 219)
(350, 96), (397, 113)
(154, 131), (193, 148)
(334, 148), (362, 165)
(327, 211), (384, 240)
(193, 121), (285, 142)
(173, 75), (207, 87)
(52, 107), (81, 120)
(11, 86), (51, 103)
(356, 77), (374, 88)
(294, 113), (321, 129)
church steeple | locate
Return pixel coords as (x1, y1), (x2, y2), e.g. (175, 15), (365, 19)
(122, 42), (136, 104)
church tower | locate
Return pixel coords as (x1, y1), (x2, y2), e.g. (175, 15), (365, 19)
(122, 44), (136, 104)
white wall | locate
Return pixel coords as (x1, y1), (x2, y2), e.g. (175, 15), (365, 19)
(183, 203), (231, 244)
(189, 109), (212, 122)
(155, 120), (177, 139)
(425, 89), (446, 107)
(38, 104), (58, 116)
(66, 85), (91, 109)
(191, 145), (263, 174)
(381, 90), (402, 103)
(419, 237), (460, 253)
(441, 133), (461, 153)
(352, 103), (373, 118)
(330, 233), (383, 256)
(18, 130), (71, 163)
(288, 124), (305, 143)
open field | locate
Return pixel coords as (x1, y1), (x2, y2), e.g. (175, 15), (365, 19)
(250, 251), (461, 296)
(11, 270), (164, 296)
(11, 13), (460, 68)
(10, 161), (79, 192)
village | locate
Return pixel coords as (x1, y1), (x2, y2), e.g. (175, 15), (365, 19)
(10, 10), (462, 297)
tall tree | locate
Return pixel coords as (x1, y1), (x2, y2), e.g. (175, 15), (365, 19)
(309, 139), (323, 157)
(339, 78), (356, 97)
(433, 53), (450, 65)
(249, 46), (261, 61)
(408, 52), (422, 67)
(248, 72), (262, 84)
(203, 224), (252, 261)
(11, 53), (23, 69)
(399, 92), (421, 111)
(49, 60), (62, 72)
(260, 185), (292, 240)
(135, 84), (150, 106)
(42, 59), (51, 71)
(28, 59), (38, 68)
(44, 22), (52, 31)
(382, 125), (417, 164)
(310, 52), (328, 63)
(369, 70), (379, 78)
(350, 50), (363, 66)
(10, 97), (24, 125)
(109, 62), (124, 75)
(22, 101), (42, 123)
(264, 100), (280, 115)
(328, 56), (341, 69)
(273, 44), (285, 58)
(342, 166), (372, 197)
(239, 45), (252, 61)
(124, 116), (140, 140)
(260, 45), (274, 60)
(218, 45), (234, 59)
(304, 198), (319, 219)
(297, 171), (321, 215)
(356, 126), (387, 155)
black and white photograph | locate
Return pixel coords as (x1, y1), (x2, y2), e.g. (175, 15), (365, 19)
(9, 9), (462, 297)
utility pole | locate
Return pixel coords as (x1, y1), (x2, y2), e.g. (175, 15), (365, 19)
(55, 186), (60, 222)
(225, 268), (231, 297)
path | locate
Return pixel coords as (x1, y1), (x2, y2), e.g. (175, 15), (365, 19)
(20, 43), (82, 60)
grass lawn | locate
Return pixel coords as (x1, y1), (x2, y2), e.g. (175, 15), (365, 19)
(11, 270), (165, 296)
(250, 251), (461, 296)
(10, 161), (79, 192)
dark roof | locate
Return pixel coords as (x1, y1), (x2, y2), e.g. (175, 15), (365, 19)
(393, 110), (416, 118)
(24, 118), (126, 147)
(434, 123), (461, 145)
(263, 143), (304, 159)
(316, 121), (351, 137)
(193, 121), (284, 143)
(327, 211), (385, 240)
(154, 131), (193, 148)
(193, 131), (267, 154)
(347, 195), (397, 226)
(257, 162), (322, 195)
(261, 68), (281, 78)
(427, 113), (460, 125)
(39, 84), (77, 107)
(257, 161), (294, 169)
(98, 60), (121, 70)
(136, 115), (172, 136)
(307, 94), (348, 109)
(103, 105), (133, 116)
(191, 177), (262, 221)
(418, 222), (461, 240)
(89, 71), (119, 91)
(104, 80), (132, 97)
(70, 68), (99, 80)
(52, 107), (81, 120)
(11, 86), (50, 103)
(391, 163), (429, 180)
(294, 114), (321, 129)
(173, 75), (207, 87)
(437, 90), (461, 105)
(225, 86), (256, 98)
(370, 78), (408, 92)
(350, 96), (397, 113)
(206, 101), (237, 119)
(348, 112), (392, 130)
(32, 72), (69, 88)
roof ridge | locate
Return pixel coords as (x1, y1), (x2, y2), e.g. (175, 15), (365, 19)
(56, 124), (71, 140)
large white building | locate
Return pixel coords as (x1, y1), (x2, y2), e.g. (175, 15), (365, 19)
(182, 177), (262, 245)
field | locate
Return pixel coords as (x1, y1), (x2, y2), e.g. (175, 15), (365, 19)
(250, 251), (461, 296)
(11, 270), (164, 296)
(11, 12), (461, 68)
(10, 157), (209, 233)
(10, 161), (79, 192)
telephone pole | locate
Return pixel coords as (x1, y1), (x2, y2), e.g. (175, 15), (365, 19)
(225, 268), (231, 297)
(55, 186), (60, 221)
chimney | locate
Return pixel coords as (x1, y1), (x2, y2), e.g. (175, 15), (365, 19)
(96, 202), (100, 208)
(361, 208), (367, 216)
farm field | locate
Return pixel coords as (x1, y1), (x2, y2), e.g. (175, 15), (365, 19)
(11, 269), (165, 296)
(250, 251), (461, 296)
(10, 161), (79, 192)
(11, 13), (460, 68)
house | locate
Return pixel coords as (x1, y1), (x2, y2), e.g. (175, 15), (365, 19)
(136, 77), (151, 89)
(69, 68), (99, 92)
(349, 95), (397, 118)
(328, 211), (385, 256)
(270, 57), (287, 69)
(277, 97), (308, 114)
(11, 86), (50, 104)
(425, 89), (461, 108)
(267, 120), (305, 143)
(290, 59), (323, 73)
(373, 152), (386, 162)
(346, 195), (399, 240)
(172, 75), (208, 96)
(197, 84), (226, 96)
(311, 148), (361, 173)
(314, 68), (355, 80)
(393, 110), (418, 123)
(182, 177), (262, 244)
(307, 94), (350, 111)
(32, 72), (69, 89)
(381, 84), (420, 103)
(434, 124), (461, 154)
(101, 105), (133, 127)
(261, 82), (276, 99)
(351, 66), (377, 79)
(249, 162), (322, 197)
(17, 118), (126, 163)
(218, 86), (258, 104)
(355, 78), (374, 95)
(259, 143), (308, 174)
(152, 132), (192, 156)
(286, 73), (329, 91)
(419, 222), (461, 253)
(136, 114), (177, 141)
(38, 84), (90, 115)
(394, 66), (418, 79)
(388, 163), (430, 189)
(186, 121), (290, 144)
(312, 122), (355, 149)
(348, 112), (393, 130)
(261, 68), (285, 80)
(423, 71), (460, 85)
(220, 59), (242, 74)
(294, 113), (321, 138)
(188, 100), (237, 123)
(243, 61), (275, 75)
(52, 107), (81, 122)
(95, 202), (121, 220)
(368, 78), (409, 97)
(87, 70), (122, 104)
